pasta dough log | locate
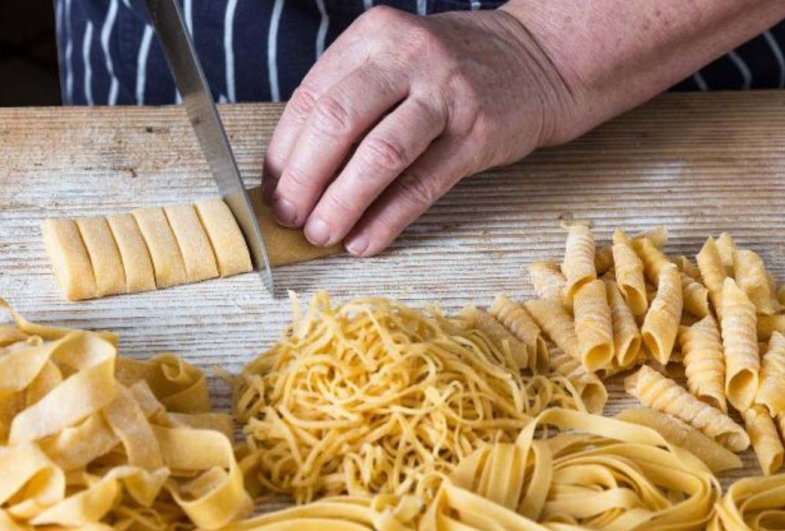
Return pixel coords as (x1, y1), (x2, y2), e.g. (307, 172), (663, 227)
(604, 277), (641, 368)
(697, 237), (728, 316)
(756, 332), (785, 416)
(561, 224), (596, 300)
(573, 280), (615, 371)
(488, 295), (549, 373)
(41, 218), (97, 301)
(679, 316), (727, 414)
(528, 261), (571, 311)
(75, 217), (126, 297)
(721, 278), (760, 412)
(164, 204), (219, 283)
(132, 207), (188, 288)
(106, 214), (156, 293)
(612, 229), (648, 317)
(459, 306), (534, 372)
(549, 349), (607, 414)
(641, 263), (683, 365)
(624, 365), (749, 452)
(194, 199), (253, 277)
(744, 405), (784, 476)
(734, 249), (778, 315)
(525, 299), (580, 362)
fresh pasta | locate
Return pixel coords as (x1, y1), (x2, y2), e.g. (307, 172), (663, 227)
(612, 228), (648, 316)
(573, 279), (615, 371)
(548, 348), (607, 414)
(604, 275), (642, 367)
(758, 314), (785, 341)
(625, 365), (750, 452)
(641, 262), (683, 364)
(527, 261), (571, 311)
(722, 277), (761, 412)
(716, 232), (737, 275)
(744, 405), (784, 476)
(698, 237), (729, 315)
(735, 249), (778, 315)
(679, 315), (727, 413)
(561, 224), (596, 299)
(525, 298), (580, 361)
(712, 474), (785, 531)
(459, 305), (540, 373)
(755, 331), (785, 416)
(488, 294), (549, 373)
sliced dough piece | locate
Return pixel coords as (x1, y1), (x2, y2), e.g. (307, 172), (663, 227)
(194, 198), (252, 277)
(164, 204), (219, 283)
(106, 214), (157, 293)
(75, 217), (126, 297)
(41, 218), (97, 301)
(131, 207), (187, 288)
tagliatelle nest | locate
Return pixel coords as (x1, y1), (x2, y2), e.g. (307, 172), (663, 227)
(232, 292), (585, 503)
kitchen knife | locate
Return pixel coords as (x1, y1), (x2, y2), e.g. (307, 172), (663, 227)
(144, 0), (275, 296)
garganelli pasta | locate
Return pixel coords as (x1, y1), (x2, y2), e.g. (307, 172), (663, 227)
(676, 255), (703, 282)
(679, 315), (727, 413)
(716, 232), (737, 276)
(612, 228), (648, 316)
(527, 261), (570, 311)
(488, 294), (549, 373)
(548, 348), (607, 414)
(722, 278), (761, 412)
(561, 224), (596, 299)
(459, 305), (541, 373)
(698, 237), (729, 316)
(744, 405), (785, 476)
(758, 314), (785, 341)
(573, 279), (615, 371)
(735, 249), (778, 315)
(525, 298), (581, 361)
(641, 262), (683, 364)
(604, 275), (641, 367)
(755, 331), (785, 416)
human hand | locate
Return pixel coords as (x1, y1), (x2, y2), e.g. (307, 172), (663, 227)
(263, 5), (576, 256)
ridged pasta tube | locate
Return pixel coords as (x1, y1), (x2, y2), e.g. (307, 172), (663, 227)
(604, 276), (641, 367)
(756, 331), (785, 416)
(744, 405), (784, 476)
(527, 261), (571, 311)
(697, 237), (728, 317)
(734, 249), (778, 315)
(679, 315), (727, 413)
(632, 236), (671, 286)
(561, 224), (596, 300)
(715, 232), (737, 275)
(459, 306), (534, 372)
(548, 349), (607, 414)
(612, 229), (648, 317)
(525, 299), (580, 362)
(573, 279), (615, 371)
(594, 245), (614, 275)
(488, 295), (549, 374)
(758, 314), (785, 341)
(721, 278), (760, 412)
(675, 255), (703, 282)
(641, 263), (683, 364)
(625, 365), (749, 452)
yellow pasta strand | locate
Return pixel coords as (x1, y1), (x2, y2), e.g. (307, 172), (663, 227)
(561, 224), (596, 300)
(721, 278), (761, 412)
(488, 295), (549, 374)
(548, 349), (607, 414)
(698, 237), (729, 316)
(755, 331), (785, 416)
(735, 249), (778, 315)
(641, 263), (683, 364)
(524, 299), (580, 362)
(625, 365), (750, 452)
(527, 261), (571, 312)
(604, 276), (641, 367)
(679, 315), (727, 413)
(573, 279), (615, 372)
(711, 473), (785, 531)
(612, 228), (648, 317)
(744, 405), (784, 476)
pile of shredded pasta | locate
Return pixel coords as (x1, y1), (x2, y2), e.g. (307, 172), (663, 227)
(233, 293), (586, 503)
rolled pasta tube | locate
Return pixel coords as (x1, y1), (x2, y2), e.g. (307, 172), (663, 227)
(549, 349), (607, 414)
(778, 285), (785, 306)
(674, 255), (702, 282)
(41, 218), (97, 301)
(716, 232), (737, 276)
(697, 237), (728, 317)
(612, 229), (648, 317)
(758, 314), (785, 341)
(528, 261), (571, 311)
(744, 405), (784, 476)
(679, 316), (727, 414)
(75, 217), (126, 297)
(624, 365), (749, 452)
(631, 236), (670, 286)
(604, 277), (641, 368)
(721, 278), (760, 412)
(681, 274), (710, 318)
(561, 224), (596, 300)
(488, 295), (549, 373)
(106, 214), (156, 294)
(734, 249), (778, 315)
(195, 198), (253, 277)
(132, 207), (188, 288)
(459, 306), (534, 372)
(164, 204), (219, 283)
(641, 263), (683, 365)
(756, 332), (785, 416)
(525, 299), (580, 362)
(594, 245), (614, 275)
(573, 280), (615, 371)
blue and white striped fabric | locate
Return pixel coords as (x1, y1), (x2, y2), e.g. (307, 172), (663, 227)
(55, 0), (785, 106)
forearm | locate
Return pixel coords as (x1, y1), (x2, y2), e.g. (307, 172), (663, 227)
(500, 0), (785, 145)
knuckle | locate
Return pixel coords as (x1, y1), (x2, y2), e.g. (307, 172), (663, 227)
(287, 85), (319, 121)
(312, 95), (353, 138)
(324, 190), (357, 218)
(397, 173), (439, 207)
(362, 136), (409, 172)
(360, 5), (400, 28)
(280, 165), (310, 193)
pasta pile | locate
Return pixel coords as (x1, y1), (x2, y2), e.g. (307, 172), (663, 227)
(0, 298), (252, 530)
(232, 292), (587, 503)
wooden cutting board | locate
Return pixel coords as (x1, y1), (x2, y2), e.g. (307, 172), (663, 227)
(2, 91), (784, 486)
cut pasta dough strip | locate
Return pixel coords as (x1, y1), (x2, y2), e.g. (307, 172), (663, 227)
(573, 279), (614, 371)
(679, 315), (727, 413)
(561, 224), (596, 300)
(132, 207), (188, 288)
(194, 198), (253, 277)
(756, 331), (785, 416)
(721, 277), (761, 412)
(604, 276), (641, 367)
(735, 249), (778, 315)
(106, 214), (157, 293)
(548, 349), (607, 414)
(41, 218), (97, 301)
(641, 263), (683, 364)
(164, 203), (219, 283)
(525, 299), (580, 362)
(488, 295), (549, 373)
(612, 228), (648, 317)
(625, 365), (749, 452)
(75, 217), (126, 297)
(527, 261), (570, 311)
(744, 405), (784, 476)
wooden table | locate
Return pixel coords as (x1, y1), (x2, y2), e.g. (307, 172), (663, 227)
(2, 91), (784, 485)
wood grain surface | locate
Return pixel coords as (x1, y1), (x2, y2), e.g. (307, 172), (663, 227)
(2, 91), (785, 489)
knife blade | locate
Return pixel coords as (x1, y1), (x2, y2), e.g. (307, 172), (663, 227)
(144, 0), (275, 296)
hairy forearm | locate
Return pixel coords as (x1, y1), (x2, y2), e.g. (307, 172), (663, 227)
(500, 0), (785, 144)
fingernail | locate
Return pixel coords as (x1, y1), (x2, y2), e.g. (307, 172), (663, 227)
(304, 217), (331, 246)
(345, 233), (369, 256)
(272, 197), (298, 227)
